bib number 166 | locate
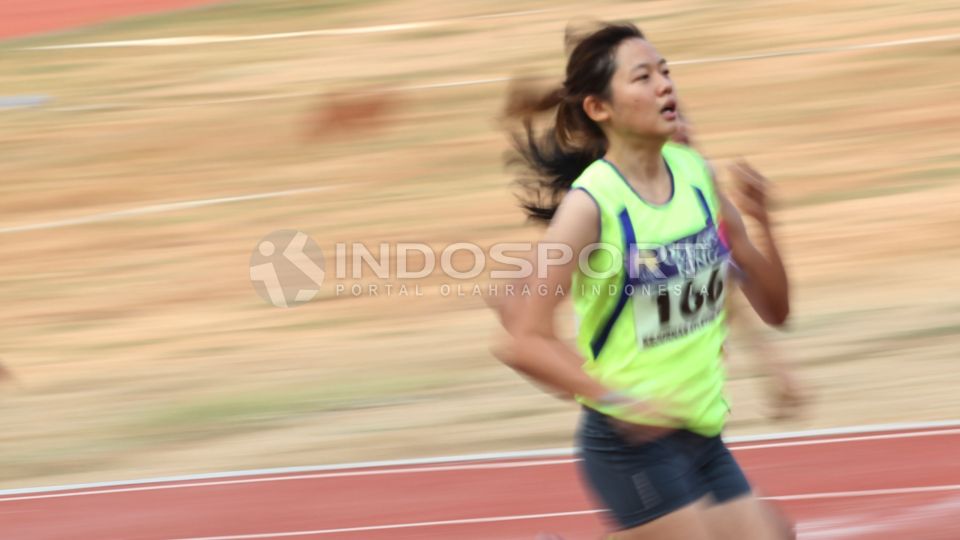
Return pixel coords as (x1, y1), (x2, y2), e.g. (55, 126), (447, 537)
(654, 266), (725, 326)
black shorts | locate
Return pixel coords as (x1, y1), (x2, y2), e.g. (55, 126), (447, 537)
(576, 406), (752, 530)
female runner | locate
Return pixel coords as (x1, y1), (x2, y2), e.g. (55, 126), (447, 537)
(495, 22), (794, 539)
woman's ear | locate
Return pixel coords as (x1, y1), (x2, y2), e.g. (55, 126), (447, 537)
(582, 95), (611, 124)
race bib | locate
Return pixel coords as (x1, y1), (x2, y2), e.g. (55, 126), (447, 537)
(627, 225), (730, 349)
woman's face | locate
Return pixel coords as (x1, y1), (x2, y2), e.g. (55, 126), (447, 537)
(596, 38), (678, 142)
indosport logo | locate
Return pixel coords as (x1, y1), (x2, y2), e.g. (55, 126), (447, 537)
(249, 230), (325, 308)
(246, 231), (730, 307)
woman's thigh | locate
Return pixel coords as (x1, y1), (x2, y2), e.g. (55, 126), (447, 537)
(606, 497), (714, 540)
(604, 493), (793, 540)
(700, 494), (795, 540)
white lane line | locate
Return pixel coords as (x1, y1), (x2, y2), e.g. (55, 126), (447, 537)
(726, 419), (960, 441)
(398, 77), (509, 92)
(0, 459), (577, 502)
(0, 186), (335, 234)
(767, 484), (960, 501)
(387, 31), (960, 91)
(2, 421), (957, 496)
(3, 422), (960, 500)
(0, 448), (578, 497)
(169, 510), (604, 539)
(670, 32), (960, 65)
(11, 30), (956, 113)
(730, 428), (960, 451)
(166, 485), (960, 539)
(21, 9), (558, 50)
(50, 91), (317, 111)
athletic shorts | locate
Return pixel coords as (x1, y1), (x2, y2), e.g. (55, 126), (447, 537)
(576, 406), (752, 530)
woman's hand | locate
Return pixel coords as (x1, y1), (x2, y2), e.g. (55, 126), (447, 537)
(728, 159), (773, 228)
(767, 367), (808, 420)
(718, 160), (790, 327)
(598, 391), (684, 445)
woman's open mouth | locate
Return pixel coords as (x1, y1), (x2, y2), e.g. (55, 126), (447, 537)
(660, 101), (677, 120)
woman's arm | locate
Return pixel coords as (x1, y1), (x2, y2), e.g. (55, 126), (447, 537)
(493, 189), (689, 433)
(726, 289), (806, 418)
(495, 189), (614, 401)
(721, 160), (790, 326)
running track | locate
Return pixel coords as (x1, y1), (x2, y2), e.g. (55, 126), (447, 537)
(0, 0), (225, 40)
(3, 423), (959, 539)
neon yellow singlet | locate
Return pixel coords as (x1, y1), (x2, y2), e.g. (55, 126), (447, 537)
(571, 142), (731, 436)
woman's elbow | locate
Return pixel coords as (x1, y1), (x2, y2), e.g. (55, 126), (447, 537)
(491, 338), (520, 368)
(764, 301), (790, 327)
(492, 333), (536, 370)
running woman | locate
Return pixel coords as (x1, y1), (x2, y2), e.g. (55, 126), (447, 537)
(495, 22), (794, 539)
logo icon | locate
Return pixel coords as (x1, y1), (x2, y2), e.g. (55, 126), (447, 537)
(249, 230), (325, 308)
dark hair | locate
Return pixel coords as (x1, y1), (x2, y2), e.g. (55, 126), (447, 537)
(504, 22), (645, 223)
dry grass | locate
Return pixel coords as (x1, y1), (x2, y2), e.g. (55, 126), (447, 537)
(1, 0), (959, 488)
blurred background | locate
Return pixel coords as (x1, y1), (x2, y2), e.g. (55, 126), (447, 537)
(1, 0), (959, 492)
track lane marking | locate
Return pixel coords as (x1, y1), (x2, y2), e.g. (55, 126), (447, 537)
(166, 486), (960, 539)
(3, 424), (960, 500)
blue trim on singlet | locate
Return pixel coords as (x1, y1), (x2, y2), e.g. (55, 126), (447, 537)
(590, 208), (637, 359)
(692, 186), (714, 227)
(692, 185), (741, 279)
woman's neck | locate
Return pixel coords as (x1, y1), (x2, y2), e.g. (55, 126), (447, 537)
(603, 137), (670, 200)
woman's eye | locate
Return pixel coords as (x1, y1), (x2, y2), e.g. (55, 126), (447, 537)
(635, 74), (650, 82)
(662, 69), (671, 77)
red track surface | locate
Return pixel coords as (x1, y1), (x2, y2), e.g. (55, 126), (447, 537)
(0, 0), (226, 40)
(3, 426), (959, 539)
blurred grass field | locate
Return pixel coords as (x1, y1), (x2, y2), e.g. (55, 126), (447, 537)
(1, 0), (959, 488)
